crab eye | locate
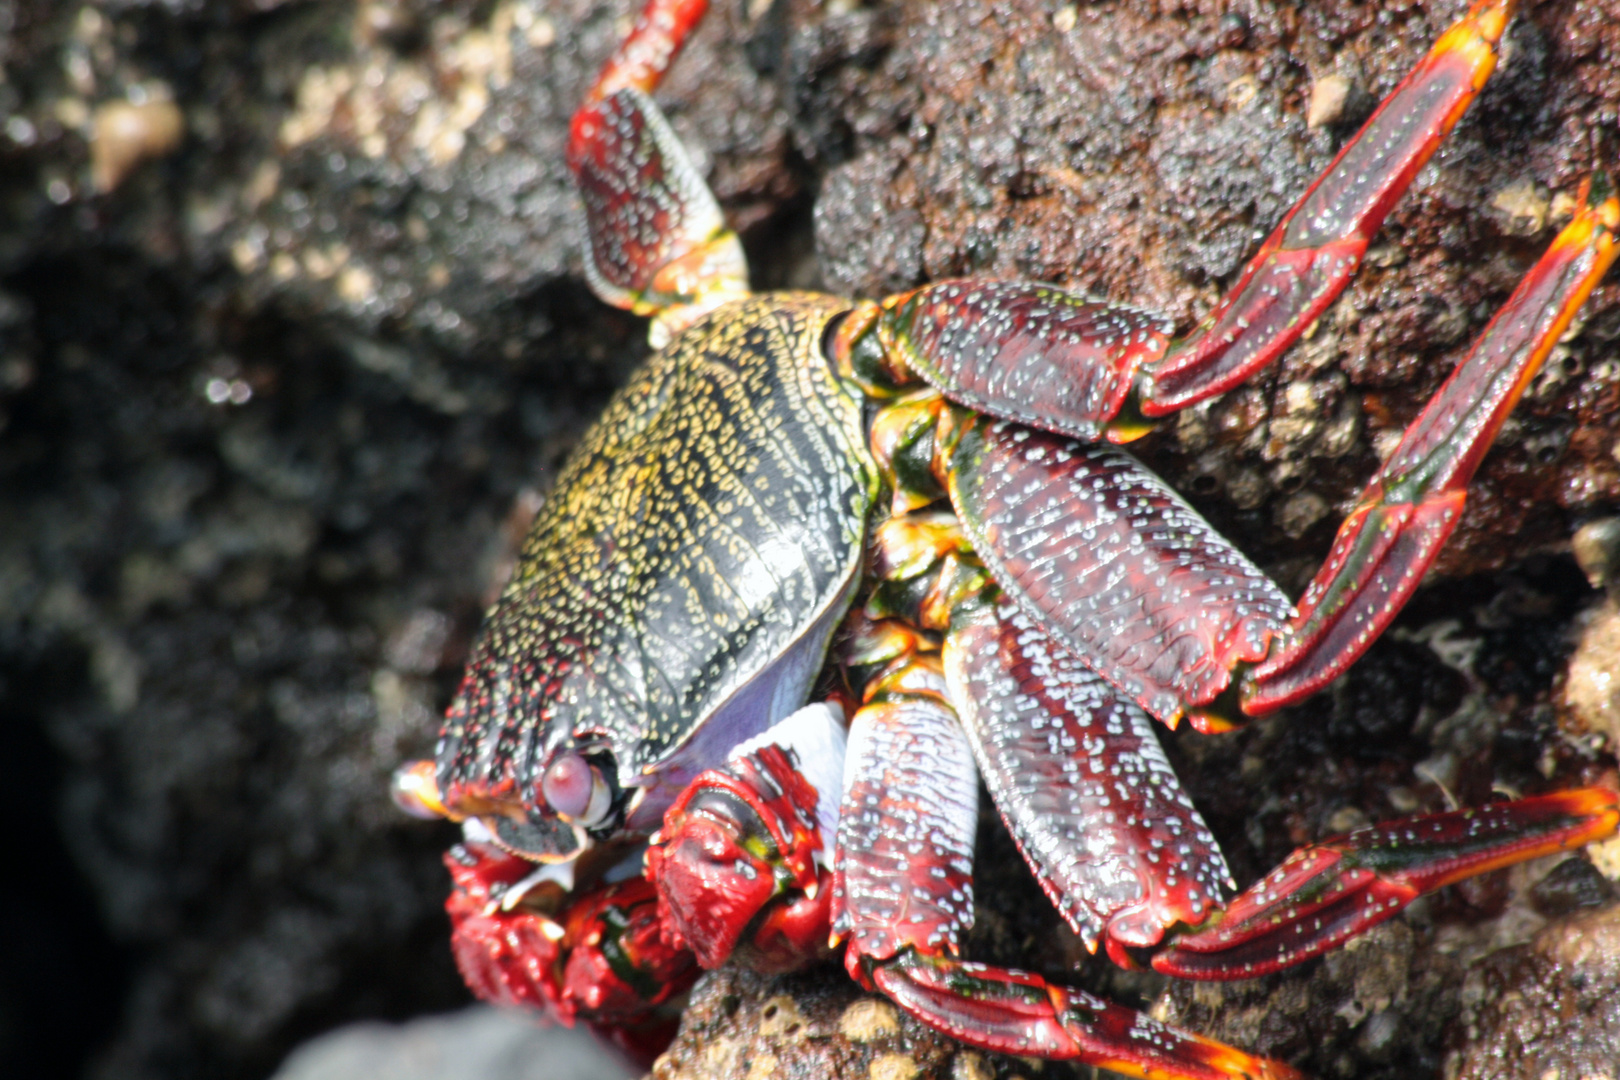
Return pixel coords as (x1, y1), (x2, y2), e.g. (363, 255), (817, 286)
(541, 752), (613, 826)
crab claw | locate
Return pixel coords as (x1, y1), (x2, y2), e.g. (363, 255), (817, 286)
(444, 842), (571, 1016)
(1154, 788), (1620, 979)
(646, 743), (834, 973)
(442, 842), (698, 1061)
(557, 875), (700, 1019)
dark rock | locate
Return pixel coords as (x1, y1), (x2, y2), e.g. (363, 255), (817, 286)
(1452, 901), (1620, 1080)
(1528, 855), (1616, 918)
(270, 1005), (634, 1080)
(650, 966), (1035, 1080)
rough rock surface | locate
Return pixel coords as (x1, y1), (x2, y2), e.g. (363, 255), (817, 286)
(3, 2), (1620, 1080)
(650, 968), (994, 1080)
(808, 0), (1620, 591)
(1452, 901), (1620, 1080)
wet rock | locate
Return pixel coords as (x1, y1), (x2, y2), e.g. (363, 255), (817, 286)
(89, 97), (184, 194)
(1154, 919), (1457, 1078)
(215, 0), (798, 360)
(1572, 516), (1620, 591)
(1563, 598), (1620, 755)
(1528, 855), (1616, 917)
(1451, 902), (1620, 1080)
(0, 0), (798, 361)
(649, 967), (1049, 1080)
(809, 0), (1620, 583)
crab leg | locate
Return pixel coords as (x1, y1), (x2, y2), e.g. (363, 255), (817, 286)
(943, 600), (1234, 968)
(568, 0), (749, 344)
(846, 1), (1518, 439)
(942, 418), (1291, 731)
(1245, 178), (1620, 713)
(1154, 788), (1620, 979)
(576, 0), (709, 109)
(1141, 0), (1516, 414)
(832, 673), (1297, 1080)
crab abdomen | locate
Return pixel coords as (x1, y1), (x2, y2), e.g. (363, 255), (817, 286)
(437, 292), (873, 832)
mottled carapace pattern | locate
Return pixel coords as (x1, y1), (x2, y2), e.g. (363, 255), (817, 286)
(948, 420), (1292, 724)
(437, 293), (871, 821)
(947, 601), (1233, 954)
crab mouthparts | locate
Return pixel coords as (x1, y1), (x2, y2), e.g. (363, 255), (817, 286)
(462, 811), (592, 864)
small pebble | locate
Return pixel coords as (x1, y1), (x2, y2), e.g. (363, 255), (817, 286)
(1307, 73), (1351, 128)
(840, 998), (900, 1042)
(1572, 517), (1620, 590)
(91, 99), (184, 192)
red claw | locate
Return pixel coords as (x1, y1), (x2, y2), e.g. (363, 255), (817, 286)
(647, 744), (834, 973)
(443, 843), (698, 1063)
(444, 843), (570, 1017)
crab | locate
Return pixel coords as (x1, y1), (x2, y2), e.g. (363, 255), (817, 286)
(390, 1), (1620, 1076)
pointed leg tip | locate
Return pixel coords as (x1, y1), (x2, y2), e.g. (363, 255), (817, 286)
(1461, 0), (1516, 45)
(1541, 785), (1620, 841)
(1197, 1041), (1304, 1080)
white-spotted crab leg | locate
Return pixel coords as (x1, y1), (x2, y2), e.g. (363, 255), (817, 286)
(643, 655), (1296, 1077)
(567, 0), (750, 344)
(828, 647), (1297, 1080)
(827, 0), (1620, 734)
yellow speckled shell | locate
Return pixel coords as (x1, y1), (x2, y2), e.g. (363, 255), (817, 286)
(438, 292), (873, 823)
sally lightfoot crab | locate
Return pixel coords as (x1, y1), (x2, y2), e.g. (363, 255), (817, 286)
(392, 1), (1620, 1076)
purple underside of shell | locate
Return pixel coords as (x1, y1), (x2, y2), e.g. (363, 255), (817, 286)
(624, 588), (857, 834)
(949, 419), (1293, 723)
(947, 600), (1233, 951)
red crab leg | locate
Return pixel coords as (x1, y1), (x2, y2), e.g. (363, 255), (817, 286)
(1154, 788), (1619, 980)
(944, 599), (1234, 966)
(567, 0), (748, 342)
(1141, 0), (1516, 414)
(577, 0), (709, 109)
(943, 416), (1290, 730)
(832, 685), (1297, 1079)
(873, 951), (1298, 1080)
(873, 281), (1175, 443)
(647, 742), (835, 974)
(1245, 178), (1620, 713)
